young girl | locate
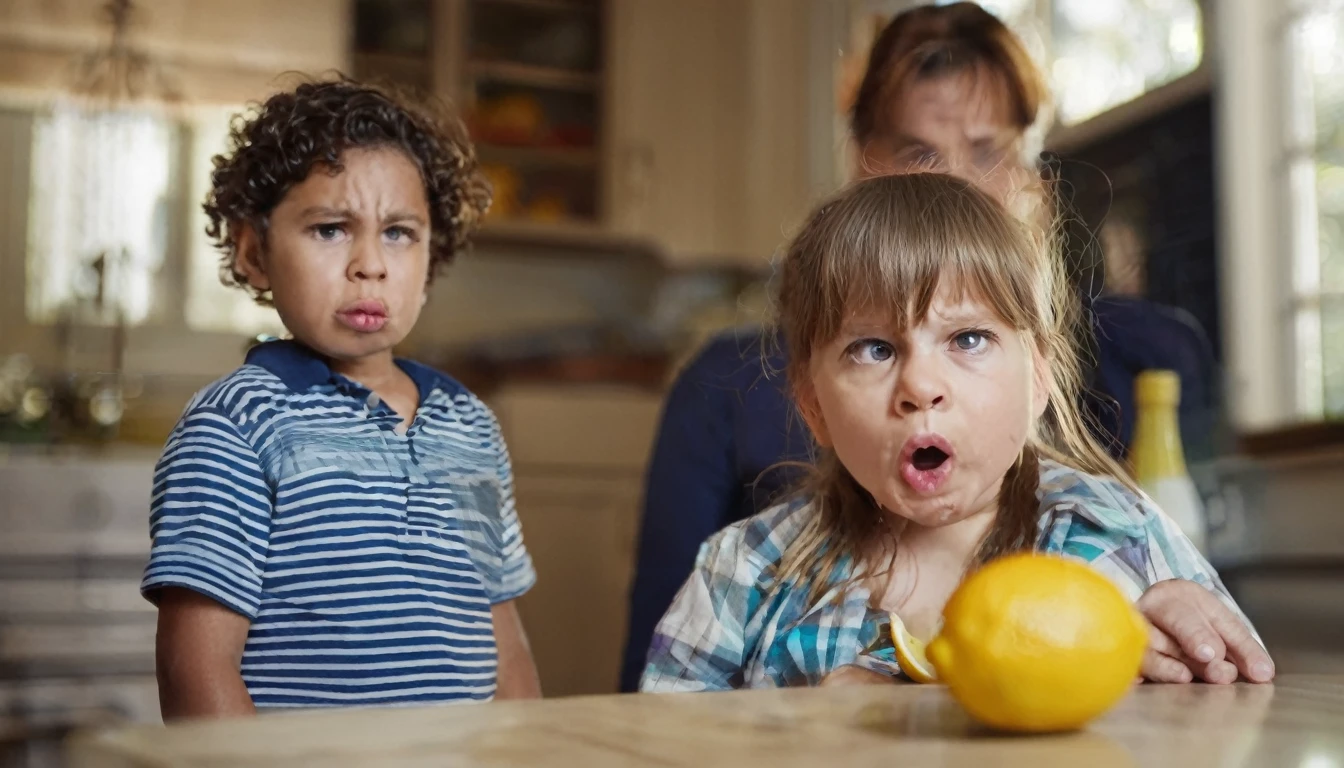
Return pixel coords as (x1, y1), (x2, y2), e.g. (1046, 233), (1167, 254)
(640, 172), (1256, 691)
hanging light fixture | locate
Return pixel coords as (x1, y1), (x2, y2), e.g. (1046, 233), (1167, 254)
(19, 0), (179, 439)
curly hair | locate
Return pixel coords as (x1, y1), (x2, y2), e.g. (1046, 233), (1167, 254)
(204, 76), (492, 304)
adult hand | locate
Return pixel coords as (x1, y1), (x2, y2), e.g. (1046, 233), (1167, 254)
(1136, 579), (1275, 684)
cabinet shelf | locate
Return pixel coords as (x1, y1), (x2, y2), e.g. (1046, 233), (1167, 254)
(470, 61), (600, 92)
(478, 144), (598, 168)
(352, 51), (432, 86)
(473, 0), (598, 12)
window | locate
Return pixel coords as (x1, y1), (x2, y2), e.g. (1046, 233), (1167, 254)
(26, 105), (176, 326)
(935, 0), (1205, 125)
(1285, 2), (1344, 418)
(1050, 0), (1202, 124)
(23, 102), (282, 337)
(182, 105), (283, 336)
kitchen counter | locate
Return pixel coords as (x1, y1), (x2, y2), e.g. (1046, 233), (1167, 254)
(67, 675), (1344, 767)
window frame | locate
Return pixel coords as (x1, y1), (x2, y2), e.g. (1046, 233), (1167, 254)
(1216, 0), (1344, 443)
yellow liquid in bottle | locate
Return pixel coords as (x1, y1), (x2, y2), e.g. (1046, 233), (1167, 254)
(1130, 370), (1207, 553)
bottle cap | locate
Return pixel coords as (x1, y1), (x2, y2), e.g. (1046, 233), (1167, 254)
(1135, 369), (1181, 406)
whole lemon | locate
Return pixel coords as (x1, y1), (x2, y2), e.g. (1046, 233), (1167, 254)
(925, 552), (1148, 733)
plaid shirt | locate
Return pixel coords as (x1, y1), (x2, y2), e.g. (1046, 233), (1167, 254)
(640, 460), (1252, 692)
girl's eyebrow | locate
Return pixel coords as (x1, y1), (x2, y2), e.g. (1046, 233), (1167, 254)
(930, 304), (997, 325)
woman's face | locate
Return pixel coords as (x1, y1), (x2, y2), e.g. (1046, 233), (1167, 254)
(857, 70), (1033, 209)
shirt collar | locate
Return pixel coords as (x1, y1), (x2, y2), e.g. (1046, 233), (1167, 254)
(245, 340), (464, 403)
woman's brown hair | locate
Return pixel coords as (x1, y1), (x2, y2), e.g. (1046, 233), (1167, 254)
(773, 172), (1131, 603)
(850, 2), (1050, 163)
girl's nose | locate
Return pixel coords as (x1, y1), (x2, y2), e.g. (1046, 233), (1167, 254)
(896, 353), (948, 414)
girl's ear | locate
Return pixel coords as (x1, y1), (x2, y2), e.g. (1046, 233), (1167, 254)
(1031, 344), (1052, 420)
(794, 378), (832, 448)
(234, 222), (270, 292)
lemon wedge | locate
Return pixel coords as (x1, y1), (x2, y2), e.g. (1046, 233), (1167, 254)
(889, 612), (937, 683)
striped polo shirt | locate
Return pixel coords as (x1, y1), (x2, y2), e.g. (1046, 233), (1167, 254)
(141, 340), (534, 708)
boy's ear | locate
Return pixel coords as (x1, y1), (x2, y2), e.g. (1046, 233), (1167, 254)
(794, 379), (832, 448)
(233, 222), (270, 292)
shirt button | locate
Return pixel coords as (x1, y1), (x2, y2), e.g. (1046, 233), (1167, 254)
(366, 393), (381, 409)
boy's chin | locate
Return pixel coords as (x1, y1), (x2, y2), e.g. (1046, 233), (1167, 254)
(299, 329), (405, 363)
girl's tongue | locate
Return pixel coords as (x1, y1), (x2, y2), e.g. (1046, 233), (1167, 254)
(900, 439), (955, 494)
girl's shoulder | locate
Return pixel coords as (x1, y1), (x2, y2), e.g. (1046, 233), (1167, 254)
(697, 498), (817, 579)
(1034, 459), (1155, 553)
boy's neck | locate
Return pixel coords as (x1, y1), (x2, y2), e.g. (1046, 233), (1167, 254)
(326, 349), (402, 391)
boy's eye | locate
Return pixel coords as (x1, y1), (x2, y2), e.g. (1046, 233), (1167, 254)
(847, 339), (895, 364)
(313, 223), (344, 241)
(954, 330), (990, 353)
(385, 226), (417, 242)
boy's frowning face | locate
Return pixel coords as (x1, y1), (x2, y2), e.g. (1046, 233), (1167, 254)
(237, 147), (431, 365)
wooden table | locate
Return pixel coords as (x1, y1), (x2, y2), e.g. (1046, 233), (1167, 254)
(67, 675), (1344, 767)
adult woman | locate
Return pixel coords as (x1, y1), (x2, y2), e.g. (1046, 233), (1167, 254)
(620, 2), (1268, 692)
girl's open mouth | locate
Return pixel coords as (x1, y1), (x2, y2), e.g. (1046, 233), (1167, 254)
(899, 434), (955, 494)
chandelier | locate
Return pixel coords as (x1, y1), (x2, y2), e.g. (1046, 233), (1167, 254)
(10, 0), (181, 440)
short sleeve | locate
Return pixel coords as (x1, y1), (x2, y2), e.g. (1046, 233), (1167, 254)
(480, 409), (536, 604)
(640, 526), (760, 693)
(141, 405), (272, 619)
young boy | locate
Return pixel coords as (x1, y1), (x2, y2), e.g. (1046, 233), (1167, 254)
(142, 79), (540, 718)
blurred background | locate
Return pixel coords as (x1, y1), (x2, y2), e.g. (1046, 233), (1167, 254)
(0, 0), (1341, 761)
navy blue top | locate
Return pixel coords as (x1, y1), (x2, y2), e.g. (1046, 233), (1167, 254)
(618, 299), (1219, 692)
(618, 328), (810, 692)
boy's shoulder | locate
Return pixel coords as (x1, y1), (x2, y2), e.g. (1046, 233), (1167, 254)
(178, 359), (294, 426)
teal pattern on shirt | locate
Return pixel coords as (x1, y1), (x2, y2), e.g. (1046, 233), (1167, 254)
(640, 459), (1253, 692)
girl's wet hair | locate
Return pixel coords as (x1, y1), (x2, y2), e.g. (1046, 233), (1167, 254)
(773, 173), (1130, 602)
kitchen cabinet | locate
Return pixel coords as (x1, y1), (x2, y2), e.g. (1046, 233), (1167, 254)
(0, 451), (162, 759)
(355, 0), (607, 232)
(352, 0), (827, 268)
(488, 384), (662, 697)
(604, 0), (821, 268)
(512, 472), (643, 697)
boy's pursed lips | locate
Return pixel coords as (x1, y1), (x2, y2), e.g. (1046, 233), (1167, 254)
(336, 299), (389, 332)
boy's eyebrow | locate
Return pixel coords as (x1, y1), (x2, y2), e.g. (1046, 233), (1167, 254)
(384, 210), (428, 226)
(298, 206), (427, 226)
(299, 206), (353, 219)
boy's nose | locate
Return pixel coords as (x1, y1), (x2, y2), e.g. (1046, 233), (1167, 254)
(349, 240), (388, 281)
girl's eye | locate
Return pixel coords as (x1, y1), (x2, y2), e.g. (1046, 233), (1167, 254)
(313, 223), (344, 241)
(847, 339), (895, 364)
(953, 330), (991, 353)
